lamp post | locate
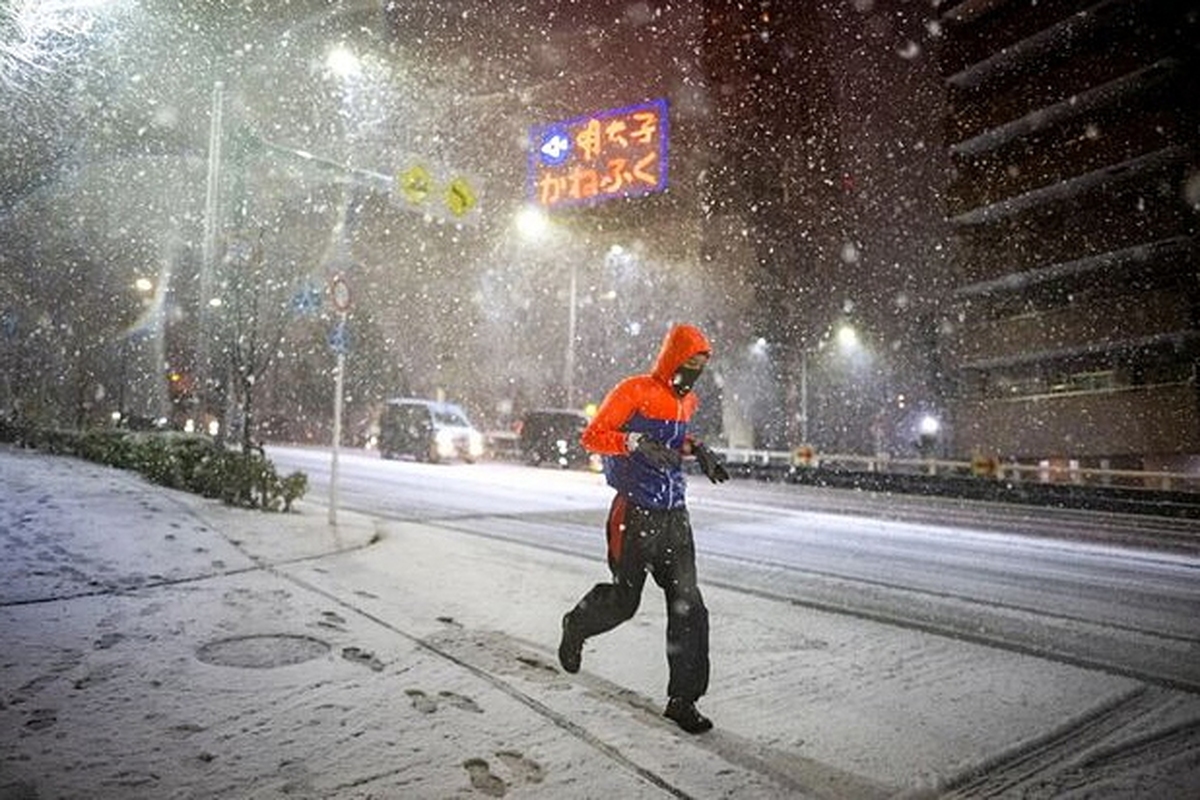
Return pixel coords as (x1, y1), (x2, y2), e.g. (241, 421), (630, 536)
(800, 348), (809, 444)
(799, 323), (860, 446)
(199, 80), (224, 429)
(116, 277), (157, 426)
(918, 413), (941, 463)
(516, 206), (578, 407)
(565, 258), (577, 408)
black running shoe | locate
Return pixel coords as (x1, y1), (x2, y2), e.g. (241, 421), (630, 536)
(664, 697), (713, 734)
(558, 613), (583, 674)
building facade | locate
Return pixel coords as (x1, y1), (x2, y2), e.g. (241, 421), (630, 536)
(936, 0), (1200, 470)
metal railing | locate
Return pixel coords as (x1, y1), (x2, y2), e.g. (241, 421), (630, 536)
(713, 447), (1200, 494)
(482, 431), (1200, 494)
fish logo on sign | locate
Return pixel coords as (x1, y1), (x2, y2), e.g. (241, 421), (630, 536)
(538, 128), (571, 167)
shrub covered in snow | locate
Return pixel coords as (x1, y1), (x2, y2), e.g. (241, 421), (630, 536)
(3, 425), (307, 512)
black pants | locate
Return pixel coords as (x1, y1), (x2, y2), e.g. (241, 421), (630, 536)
(565, 494), (710, 702)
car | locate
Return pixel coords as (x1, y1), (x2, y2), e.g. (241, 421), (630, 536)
(518, 409), (595, 470)
(378, 398), (484, 464)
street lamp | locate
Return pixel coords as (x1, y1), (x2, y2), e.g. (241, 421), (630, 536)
(918, 414), (941, 457)
(515, 206), (550, 239)
(799, 323), (860, 445)
(515, 206), (578, 408)
(325, 44), (362, 79)
(117, 276), (157, 425)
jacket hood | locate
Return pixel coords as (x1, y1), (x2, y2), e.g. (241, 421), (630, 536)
(651, 324), (712, 383)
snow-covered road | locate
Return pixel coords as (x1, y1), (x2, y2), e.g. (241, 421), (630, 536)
(274, 445), (1200, 690)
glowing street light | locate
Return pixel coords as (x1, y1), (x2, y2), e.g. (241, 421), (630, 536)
(919, 414), (941, 439)
(515, 206), (551, 240)
(918, 414), (941, 462)
(800, 322), (861, 445)
(325, 44), (361, 79)
(515, 206), (578, 407)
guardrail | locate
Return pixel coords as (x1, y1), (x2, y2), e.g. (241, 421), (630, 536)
(481, 431), (1200, 516)
(713, 447), (1200, 494)
(486, 433), (1200, 494)
(709, 448), (1200, 519)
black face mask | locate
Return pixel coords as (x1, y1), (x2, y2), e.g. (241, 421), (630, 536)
(672, 365), (703, 397)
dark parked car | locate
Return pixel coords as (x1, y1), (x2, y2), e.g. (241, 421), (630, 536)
(518, 409), (595, 470)
(379, 398), (484, 464)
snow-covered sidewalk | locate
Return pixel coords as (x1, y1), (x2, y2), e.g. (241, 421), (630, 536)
(2, 447), (1197, 798)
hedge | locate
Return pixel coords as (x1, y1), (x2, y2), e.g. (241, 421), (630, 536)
(2, 422), (307, 512)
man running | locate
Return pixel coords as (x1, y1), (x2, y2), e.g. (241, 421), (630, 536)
(558, 323), (730, 734)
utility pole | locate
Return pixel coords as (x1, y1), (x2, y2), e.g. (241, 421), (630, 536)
(199, 81), (224, 431)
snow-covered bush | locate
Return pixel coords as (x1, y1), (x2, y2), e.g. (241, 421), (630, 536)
(11, 426), (307, 512)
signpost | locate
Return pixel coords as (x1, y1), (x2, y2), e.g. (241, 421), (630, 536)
(394, 162), (480, 222)
(330, 274), (351, 314)
(327, 276), (352, 527)
(191, 104), (482, 531)
(398, 164), (434, 205)
(445, 177), (478, 218)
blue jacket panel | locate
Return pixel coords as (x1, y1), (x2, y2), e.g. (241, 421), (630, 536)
(602, 412), (690, 509)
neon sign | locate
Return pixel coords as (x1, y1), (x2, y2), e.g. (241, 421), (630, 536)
(528, 98), (669, 209)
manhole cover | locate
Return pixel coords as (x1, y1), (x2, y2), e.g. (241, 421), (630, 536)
(196, 634), (330, 668)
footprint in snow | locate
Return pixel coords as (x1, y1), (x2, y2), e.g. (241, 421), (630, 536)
(341, 646), (384, 671)
(438, 690), (483, 713)
(462, 758), (507, 797)
(404, 689), (483, 714)
(25, 708), (57, 731)
(462, 751), (545, 796)
(93, 632), (124, 650)
(496, 750), (545, 784)
(317, 610), (347, 630)
(405, 689), (438, 714)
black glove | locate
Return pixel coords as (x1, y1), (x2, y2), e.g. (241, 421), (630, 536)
(629, 434), (681, 469)
(693, 442), (730, 484)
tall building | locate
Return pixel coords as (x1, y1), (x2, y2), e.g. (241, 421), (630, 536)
(936, 0), (1200, 471)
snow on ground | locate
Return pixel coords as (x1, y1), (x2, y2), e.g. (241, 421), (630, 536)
(2, 447), (1199, 798)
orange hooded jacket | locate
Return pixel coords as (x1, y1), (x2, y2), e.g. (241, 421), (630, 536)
(581, 324), (712, 509)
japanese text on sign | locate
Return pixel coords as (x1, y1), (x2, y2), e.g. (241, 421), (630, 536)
(528, 98), (669, 209)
